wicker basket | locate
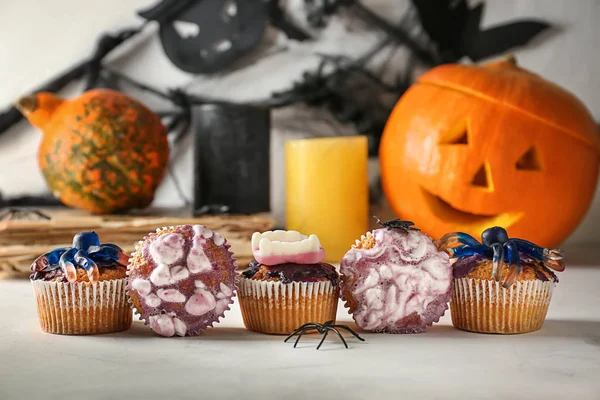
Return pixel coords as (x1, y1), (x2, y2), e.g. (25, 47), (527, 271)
(0, 208), (274, 279)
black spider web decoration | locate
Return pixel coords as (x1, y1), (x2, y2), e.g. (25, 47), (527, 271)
(0, 0), (552, 207)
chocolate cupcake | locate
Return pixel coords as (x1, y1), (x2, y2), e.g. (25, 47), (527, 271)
(127, 225), (237, 337)
(238, 230), (339, 334)
(30, 231), (132, 335)
(340, 219), (453, 333)
(437, 226), (565, 334)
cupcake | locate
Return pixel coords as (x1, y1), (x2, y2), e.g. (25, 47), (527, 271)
(340, 219), (452, 333)
(436, 226), (565, 334)
(238, 230), (339, 334)
(30, 231), (132, 335)
(127, 225), (237, 337)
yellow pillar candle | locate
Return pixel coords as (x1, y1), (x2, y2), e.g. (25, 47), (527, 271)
(285, 136), (369, 263)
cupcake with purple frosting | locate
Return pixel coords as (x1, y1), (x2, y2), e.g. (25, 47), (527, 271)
(127, 225), (238, 337)
(340, 218), (452, 333)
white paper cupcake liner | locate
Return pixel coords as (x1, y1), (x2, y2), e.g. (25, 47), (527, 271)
(238, 277), (339, 334)
(31, 278), (132, 335)
(450, 277), (554, 334)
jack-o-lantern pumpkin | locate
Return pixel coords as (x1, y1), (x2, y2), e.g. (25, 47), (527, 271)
(380, 56), (600, 248)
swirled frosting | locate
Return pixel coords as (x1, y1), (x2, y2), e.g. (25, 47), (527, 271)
(340, 228), (452, 333)
(127, 224), (237, 337)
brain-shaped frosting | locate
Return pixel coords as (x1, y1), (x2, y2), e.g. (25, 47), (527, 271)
(127, 225), (238, 336)
(340, 228), (452, 333)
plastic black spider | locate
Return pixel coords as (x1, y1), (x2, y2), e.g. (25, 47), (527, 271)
(374, 216), (420, 233)
(436, 226), (565, 288)
(31, 231), (128, 283)
(284, 320), (365, 350)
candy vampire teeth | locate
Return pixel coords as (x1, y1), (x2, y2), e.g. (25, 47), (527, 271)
(252, 230), (321, 256)
(251, 230), (326, 265)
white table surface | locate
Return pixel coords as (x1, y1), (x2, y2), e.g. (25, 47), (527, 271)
(1, 250), (600, 400)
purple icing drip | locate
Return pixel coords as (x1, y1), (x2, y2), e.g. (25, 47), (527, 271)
(452, 255), (485, 278)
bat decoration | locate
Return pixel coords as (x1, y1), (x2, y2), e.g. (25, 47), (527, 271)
(138, 0), (269, 74)
(411, 0), (551, 62)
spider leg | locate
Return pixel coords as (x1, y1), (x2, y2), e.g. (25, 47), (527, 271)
(59, 248), (78, 283)
(74, 250), (100, 283)
(542, 247), (565, 271)
(448, 244), (489, 258)
(99, 245), (128, 265)
(513, 239), (565, 271)
(284, 329), (302, 343)
(543, 258), (566, 272)
(373, 216), (383, 227)
(46, 248), (69, 265)
(284, 323), (320, 342)
(87, 245), (129, 266)
(316, 330), (329, 350)
(294, 328), (318, 348)
(491, 243), (505, 282)
(33, 248), (68, 272)
(331, 324), (365, 341)
(502, 241), (521, 288)
(99, 243), (124, 252)
(513, 239), (545, 259)
(435, 232), (482, 252)
(31, 255), (49, 272)
(543, 247), (564, 261)
(328, 327), (348, 349)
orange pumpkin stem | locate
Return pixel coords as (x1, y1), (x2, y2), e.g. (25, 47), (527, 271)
(14, 92), (65, 131)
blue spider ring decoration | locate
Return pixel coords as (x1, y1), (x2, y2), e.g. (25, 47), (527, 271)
(435, 226), (565, 288)
(31, 231), (129, 283)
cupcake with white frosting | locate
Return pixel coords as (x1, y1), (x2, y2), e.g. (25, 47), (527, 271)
(340, 219), (452, 333)
(127, 224), (237, 337)
(238, 230), (339, 334)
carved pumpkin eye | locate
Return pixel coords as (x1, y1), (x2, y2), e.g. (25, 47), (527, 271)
(515, 146), (542, 171)
(438, 121), (469, 145)
(471, 162), (494, 191)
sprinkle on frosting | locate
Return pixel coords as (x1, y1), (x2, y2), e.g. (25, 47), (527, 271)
(251, 230), (326, 265)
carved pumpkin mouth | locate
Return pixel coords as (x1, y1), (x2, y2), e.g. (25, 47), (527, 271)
(420, 187), (523, 233)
